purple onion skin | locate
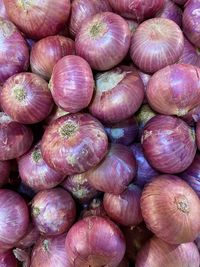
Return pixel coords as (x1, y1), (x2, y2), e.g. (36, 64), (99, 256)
(75, 12), (131, 71)
(41, 113), (108, 175)
(16, 222), (40, 249)
(0, 250), (17, 267)
(138, 71), (151, 103)
(141, 115), (196, 174)
(179, 37), (200, 68)
(0, 160), (11, 186)
(0, 0), (8, 19)
(65, 216), (126, 267)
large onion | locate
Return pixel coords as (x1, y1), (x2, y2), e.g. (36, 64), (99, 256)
(0, 250), (17, 267)
(179, 37), (200, 67)
(0, 160), (11, 186)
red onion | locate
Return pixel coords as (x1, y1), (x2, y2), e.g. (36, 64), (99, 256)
(179, 37), (200, 67)
(0, 0), (8, 19)
(69, 0), (112, 37)
(41, 113), (108, 175)
(30, 36), (75, 81)
(131, 18), (184, 73)
(197, 122), (200, 150)
(0, 160), (11, 186)
(182, 104), (200, 125)
(138, 71), (151, 92)
(136, 237), (200, 267)
(172, 0), (187, 4)
(65, 216), (126, 266)
(0, 112), (33, 160)
(0, 18), (29, 85)
(87, 144), (137, 194)
(31, 188), (76, 236)
(81, 198), (107, 219)
(0, 250), (17, 267)
(141, 115), (196, 173)
(103, 184), (142, 226)
(4, 0), (71, 40)
(50, 55), (94, 113)
(141, 175), (200, 244)
(1, 73), (54, 124)
(89, 65), (144, 123)
(44, 106), (69, 128)
(75, 12), (131, 71)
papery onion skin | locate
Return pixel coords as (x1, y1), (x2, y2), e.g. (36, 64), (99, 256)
(75, 12), (131, 71)
(103, 184), (143, 226)
(50, 55), (94, 113)
(131, 18), (184, 73)
(30, 36), (75, 81)
(4, 0), (71, 40)
(1, 72), (54, 124)
(0, 0), (8, 19)
(179, 37), (200, 67)
(31, 188), (76, 236)
(135, 237), (200, 267)
(41, 113), (108, 175)
(0, 250), (17, 267)
(0, 160), (11, 186)
(65, 216), (126, 267)
(141, 115), (196, 173)
(87, 144), (137, 194)
(81, 198), (107, 219)
(141, 175), (200, 244)
(89, 65), (144, 124)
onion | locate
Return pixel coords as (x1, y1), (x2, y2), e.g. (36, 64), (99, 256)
(135, 237), (200, 267)
(1, 73), (54, 124)
(31, 188), (76, 236)
(0, 160), (11, 186)
(87, 144), (137, 194)
(141, 175), (200, 244)
(179, 37), (200, 67)
(0, 18), (29, 85)
(0, 250), (17, 267)
(103, 184), (143, 226)
(138, 71), (151, 94)
(4, 0), (71, 40)
(130, 18), (184, 73)
(30, 36), (75, 81)
(89, 65), (144, 123)
(0, 112), (33, 160)
(75, 12), (131, 71)
(182, 104), (200, 125)
(49, 55), (94, 113)
(65, 216), (126, 266)
(44, 106), (69, 128)
(41, 113), (108, 175)
(81, 198), (107, 219)
(141, 115), (196, 173)
(0, 0), (8, 19)
(172, 0), (187, 4)
(197, 122), (200, 150)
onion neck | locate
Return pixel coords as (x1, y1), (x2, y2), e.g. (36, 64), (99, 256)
(59, 121), (78, 139)
(17, 0), (33, 10)
(32, 148), (42, 163)
(175, 195), (190, 214)
(13, 87), (27, 102)
(42, 240), (49, 252)
(89, 21), (107, 38)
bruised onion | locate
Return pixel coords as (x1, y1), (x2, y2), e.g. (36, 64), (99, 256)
(81, 198), (107, 219)
(141, 115), (196, 173)
(0, 160), (11, 186)
(141, 175), (200, 244)
(179, 37), (200, 67)
(131, 18), (184, 73)
(75, 12), (131, 71)
(16, 222), (40, 249)
(0, 250), (17, 267)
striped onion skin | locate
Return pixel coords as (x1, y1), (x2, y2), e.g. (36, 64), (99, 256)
(179, 37), (200, 67)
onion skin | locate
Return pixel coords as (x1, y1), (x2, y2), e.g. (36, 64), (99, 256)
(0, 250), (17, 267)
(4, 0), (71, 40)
(141, 115), (196, 173)
(41, 113), (108, 175)
(65, 216), (126, 267)
(0, 160), (11, 186)
(1, 72), (54, 124)
(31, 188), (76, 236)
(30, 36), (75, 81)
(197, 122), (200, 150)
(89, 65), (144, 124)
(135, 237), (200, 267)
(179, 37), (200, 67)
(87, 144), (137, 194)
(50, 55), (94, 113)
(131, 18), (184, 73)
(75, 12), (131, 71)
(81, 198), (107, 219)
(0, 0), (8, 19)
(141, 175), (200, 244)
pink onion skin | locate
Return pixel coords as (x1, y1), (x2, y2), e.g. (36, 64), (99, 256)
(0, 0), (8, 19)
(135, 237), (200, 267)
(131, 18), (184, 73)
(18, 143), (65, 191)
(179, 37), (200, 67)
(65, 216), (126, 267)
(172, 0), (187, 4)
(0, 160), (11, 186)
(30, 36), (75, 81)
(41, 113), (108, 175)
(87, 144), (137, 194)
(103, 184), (143, 226)
(4, 0), (71, 40)
(0, 250), (17, 267)
(89, 65), (144, 124)
(1, 72), (54, 124)
(31, 188), (76, 236)
(81, 198), (107, 219)
(141, 175), (200, 244)
(0, 112), (33, 161)
(16, 222), (40, 249)
(75, 12), (131, 71)
(50, 55), (94, 113)
(141, 115), (196, 174)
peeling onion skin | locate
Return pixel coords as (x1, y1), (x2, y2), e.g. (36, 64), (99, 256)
(30, 36), (75, 81)
(4, 0), (71, 40)
(141, 175), (200, 244)
(141, 115), (196, 174)
(179, 37), (200, 68)
(0, 160), (11, 187)
(131, 18), (184, 73)
(0, 250), (17, 267)
(75, 12), (131, 71)
(41, 113), (108, 175)
(65, 216), (126, 267)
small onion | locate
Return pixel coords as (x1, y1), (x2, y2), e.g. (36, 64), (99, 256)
(141, 175), (200, 244)
(0, 160), (11, 186)
(0, 0), (8, 19)
(179, 37), (200, 67)
(130, 18), (184, 73)
(81, 198), (107, 219)
(75, 12), (131, 71)
(0, 250), (17, 267)
(197, 122), (200, 150)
